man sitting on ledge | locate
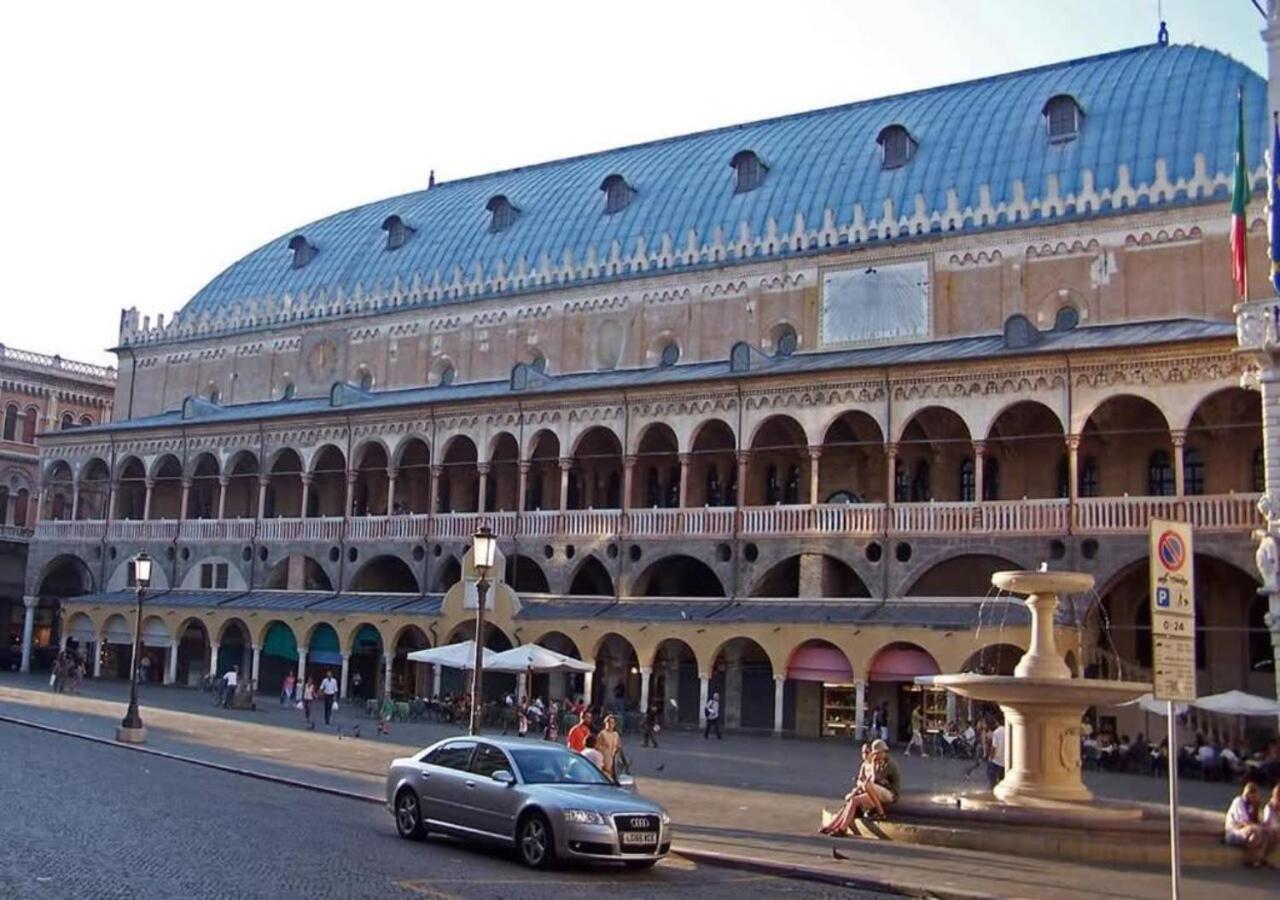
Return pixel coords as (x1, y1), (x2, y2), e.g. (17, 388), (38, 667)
(1225, 780), (1275, 868)
(821, 739), (901, 835)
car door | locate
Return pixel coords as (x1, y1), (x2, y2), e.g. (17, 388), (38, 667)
(463, 743), (524, 839)
(417, 740), (476, 830)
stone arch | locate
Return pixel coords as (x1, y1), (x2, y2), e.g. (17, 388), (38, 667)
(961, 643), (1025, 675)
(524, 429), (562, 511)
(750, 553), (870, 598)
(689, 418), (737, 507)
(568, 426), (622, 510)
(487, 431), (520, 512)
(902, 552), (1023, 596)
(591, 632), (640, 710)
(37, 553), (95, 598)
(261, 555), (333, 591)
(708, 636), (776, 730)
(747, 414), (809, 506)
(222, 448), (261, 519)
(77, 456), (111, 519)
(148, 453), (184, 520)
(390, 624), (431, 697)
(895, 406), (972, 502)
(865, 640), (942, 742)
(173, 616), (211, 684)
(106, 557), (172, 592)
(651, 638), (700, 725)
(439, 434), (479, 513)
(820, 410), (886, 503)
(983, 400), (1067, 500)
(41, 460), (74, 519)
(1078, 394), (1172, 497)
(631, 422), (680, 508)
(393, 436), (432, 513)
(308, 444), (347, 517)
(349, 554), (419, 593)
(265, 447), (304, 517)
(783, 638), (856, 737)
(351, 440), (390, 517)
(505, 554), (550, 594)
(431, 555), (462, 593)
(568, 555), (615, 596)
(346, 621), (386, 698)
(1183, 386), (1262, 495)
(113, 455), (147, 520)
(630, 554), (725, 597)
(257, 620), (298, 693)
(186, 452), (221, 519)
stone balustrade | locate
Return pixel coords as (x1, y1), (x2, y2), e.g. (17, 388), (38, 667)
(29, 492), (1262, 544)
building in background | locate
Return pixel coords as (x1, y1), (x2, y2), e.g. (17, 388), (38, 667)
(21, 43), (1273, 741)
(1, 344), (115, 667)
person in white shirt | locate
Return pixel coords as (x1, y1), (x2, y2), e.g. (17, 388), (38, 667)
(580, 733), (605, 769)
(221, 666), (239, 707)
(704, 692), (722, 740)
(1225, 781), (1273, 867)
(320, 671), (339, 725)
(987, 721), (1007, 789)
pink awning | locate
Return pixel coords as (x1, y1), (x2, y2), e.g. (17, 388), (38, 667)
(787, 644), (853, 683)
(869, 647), (940, 682)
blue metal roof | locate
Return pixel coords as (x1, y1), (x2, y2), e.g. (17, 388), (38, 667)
(178, 44), (1264, 322)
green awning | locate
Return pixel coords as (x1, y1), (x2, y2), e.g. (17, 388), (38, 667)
(263, 622), (298, 661)
(309, 624), (339, 653)
(354, 624), (381, 650)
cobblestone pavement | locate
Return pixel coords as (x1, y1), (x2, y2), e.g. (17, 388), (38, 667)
(0, 721), (878, 900)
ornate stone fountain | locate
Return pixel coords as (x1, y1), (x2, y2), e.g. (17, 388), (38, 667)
(918, 570), (1150, 812)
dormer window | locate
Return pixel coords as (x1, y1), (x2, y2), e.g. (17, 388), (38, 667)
(1043, 95), (1082, 142)
(287, 234), (316, 269)
(486, 195), (519, 233)
(877, 125), (916, 169)
(382, 214), (414, 251)
(600, 174), (636, 214)
(730, 150), (767, 194)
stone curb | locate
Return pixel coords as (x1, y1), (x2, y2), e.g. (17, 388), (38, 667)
(1, 711), (992, 898)
(669, 846), (997, 900)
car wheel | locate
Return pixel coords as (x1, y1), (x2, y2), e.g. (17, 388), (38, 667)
(624, 859), (659, 870)
(517, 812), (555, 869)
(394, 788), (426, 841)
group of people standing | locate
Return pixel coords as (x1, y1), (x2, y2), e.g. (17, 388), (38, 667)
(278, 669), (339, 730)
(48, 649), (85, 693)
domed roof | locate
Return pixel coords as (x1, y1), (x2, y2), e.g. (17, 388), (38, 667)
(181, 43), (1264, 323)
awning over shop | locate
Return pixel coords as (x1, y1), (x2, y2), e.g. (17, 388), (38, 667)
(262, 622), (298, 662)
(307, 624), (342, 666)
(787, 644), (853, 683)
(868, 646), (940, 682)
(353, 624), (381, 652)
(66, 613), (96, 644)
(141, 618), (172, 649)
(102, 615), (132, 645)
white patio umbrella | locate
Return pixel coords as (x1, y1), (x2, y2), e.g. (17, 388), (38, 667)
(1117, 693), (1189, 716)
(1191, 690), (1280, 717)
(486, 644), (595, 674)
(407, 640), (496, 670)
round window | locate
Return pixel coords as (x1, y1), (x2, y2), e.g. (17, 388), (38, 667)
(773, 325), (798, 358)
(659, 342), (680, 368)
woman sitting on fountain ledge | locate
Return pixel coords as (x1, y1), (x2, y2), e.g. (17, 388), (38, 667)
(1224, 780), (1276, 868)
(820, 739), (901, 834)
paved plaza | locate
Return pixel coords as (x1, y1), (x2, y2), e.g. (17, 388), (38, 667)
(1, 672), (1274, 899)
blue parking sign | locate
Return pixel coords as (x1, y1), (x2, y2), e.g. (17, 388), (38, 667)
(1156, 586), (1171, 608)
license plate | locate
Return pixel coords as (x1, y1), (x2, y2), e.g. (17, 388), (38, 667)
(621, 832), (657, 847)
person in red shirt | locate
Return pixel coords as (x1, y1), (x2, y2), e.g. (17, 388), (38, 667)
(566, 709), (593, 752)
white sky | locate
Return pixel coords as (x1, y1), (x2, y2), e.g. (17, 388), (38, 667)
(0, 0), (1268, 366)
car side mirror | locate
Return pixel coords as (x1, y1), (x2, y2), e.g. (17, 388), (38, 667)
(492, 769), (515, 786)
(615, 774), (636, 792)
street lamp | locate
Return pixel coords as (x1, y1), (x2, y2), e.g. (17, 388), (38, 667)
(116, 551), (152, 744)
(468, 526), (498, 736)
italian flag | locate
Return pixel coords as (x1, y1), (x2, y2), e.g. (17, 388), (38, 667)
(1231, 87), (1249, 299)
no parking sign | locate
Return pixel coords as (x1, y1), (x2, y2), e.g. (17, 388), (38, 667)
(1149, 519), (1196, 702)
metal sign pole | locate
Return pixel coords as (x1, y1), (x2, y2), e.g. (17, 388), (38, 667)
(1166, 700), (1181, 900)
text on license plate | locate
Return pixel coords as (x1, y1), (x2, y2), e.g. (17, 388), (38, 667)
(621, 832), (658, 846)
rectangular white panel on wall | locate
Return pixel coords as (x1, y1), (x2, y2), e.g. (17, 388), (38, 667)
(820, 259), (930, 346)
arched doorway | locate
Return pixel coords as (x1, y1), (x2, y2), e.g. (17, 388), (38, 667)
(352, 442), (390, 517)
(784, 639), (855, 738)
(350, 555), (419, 593)
(896, 407), (972, 502)
(709, 637), (774, 730)
(1078, 396), (1172, 497)
(138, 616), (171, 683)
(186, 453), (220, 519)
(569, 556), (614, 596)
(593, 633), (639, 712)
(31, 555), (94, 669)
(631, 554), (725, 597)
(821, 411), (886, 502)
(652, 639), (699, 726)
(632, 423), (680, 508)
(258, 621), (298, 694)
(149, 455), (184, 519)
(100, 613), (135, 679)
(262, 555), (333, 591)
(393, 437), (431, 513)
(308, 446), (347, 517)
(529, 631), (585, 702)
(114, 456), (146, 520)
(390, 625), (430, 698)
(217, 619), (252, 684)
(525, 430), (561, 511)
(347, 623), (384, 701)
(223, 450), (261, 519)
(569, 427), (622, 509)
(175, 619), (210, 686)
(866, 642), (942, 743)
(305, 623), (343, 687)
(688, 419), (737, 507)
(439, 436), (478, 513)
(488, 433), (520, 511)
(77, 458), (110, 520)
(985, 402), (1066, 499)
(1185, 388), (1262, 495)
(747, 415), (808, 505)
(266, 449), (304, 518)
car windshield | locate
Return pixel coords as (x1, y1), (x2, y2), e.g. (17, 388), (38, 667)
(510, 748), (612, 785)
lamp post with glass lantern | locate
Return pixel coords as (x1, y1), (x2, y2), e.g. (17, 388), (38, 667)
(468, 526), (498, 736)
(116, 551), (152, 744)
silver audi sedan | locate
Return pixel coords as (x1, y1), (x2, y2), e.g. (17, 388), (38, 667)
(386, 736), (671, 869)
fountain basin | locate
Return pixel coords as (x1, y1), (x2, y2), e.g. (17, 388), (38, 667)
(991, 570), (1095, 596)
(919, 674), (1149, 708)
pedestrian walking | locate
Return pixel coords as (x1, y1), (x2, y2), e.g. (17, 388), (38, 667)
(704, 692), (722, 740)
(517, 696), (529, 738)
(69, 653), (84, 693)
(964, 717), (989, 778)
(642, 702), (660, 748)
(221, 665), (239, 708)
(906, 705), (928, 757)
(302, 679), (316, 730)
(878, 701), (891, 742)
(597, 714), (623, 779)
(567, 709), (592, 751)
(139, 653), (152, 684)
(281, 670), (296, 706)
(987, 718), (1007, 789)
(545, 700), (560, 742)
(351, 670), (363, 701)
(320, 670), (339, 725)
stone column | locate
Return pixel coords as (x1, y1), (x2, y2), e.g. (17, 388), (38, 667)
(698, 673), (710, 729)
(639, 666), (652, 712)
(724, 652), (743, 728)
(431, 664), (441, 698)
(516, 671), (528, 701)
(517, 461), (530, 513)
(385, 467), (397, 515)
(216, 476), (229, 519)
(340, 653), (350, 699)
(808, 446), (822, 505)
(558, 459), (572, 513)
(179, 479), (191, 521)
(773, 674), (785, 735)
(345, 473), (357, 517)
(885, 443), (898, 505)
(165, 641), (178, 685)
(251, 645), (261, 688)
(429, 465), (442, 514)
(735, 452), (750, 507)
(143, 478), (154, 520)
(383, 654), (393, 699)
(1171, 430), (1186, 497)
(476, 463), (490, 514)
(299, 473), (312, 518)
(973, 442), (986, 503)
(92, 639), (103, 677)
(296, 649), (308, 687)
(582, 669), (595, 706)
(623, 455), (637, 511)
(678, 454), (691, 508)
(257, 475), (270, 519)
(70, 483), (80, 520)
(19, 596), (37, 672)
(209, 641), (220, 678)
(854, 679), (867, 741)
